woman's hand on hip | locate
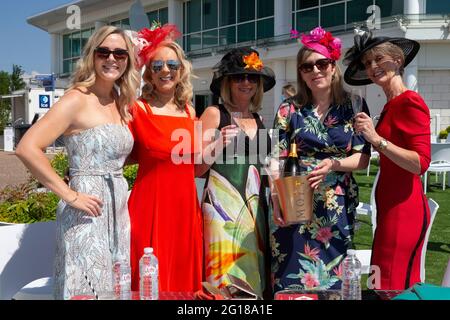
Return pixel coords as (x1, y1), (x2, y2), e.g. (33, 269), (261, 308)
(66, 191), (104, 217)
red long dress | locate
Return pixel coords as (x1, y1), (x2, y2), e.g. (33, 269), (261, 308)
(128, 98), (203, 292)
(372, 90), (431, 290)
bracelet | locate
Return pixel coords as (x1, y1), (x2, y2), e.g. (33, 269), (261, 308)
(66, 192), (79, 205)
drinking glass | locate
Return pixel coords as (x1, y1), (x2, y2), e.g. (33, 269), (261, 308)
(350, 88), (364, 115)
(350, 88), (364, 135)
(230, 112), (242, 157)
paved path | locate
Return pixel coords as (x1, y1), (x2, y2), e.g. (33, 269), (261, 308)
(0, 151), (55, 189)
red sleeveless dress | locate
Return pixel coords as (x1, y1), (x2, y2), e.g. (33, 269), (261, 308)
(127, 98), (203, 292)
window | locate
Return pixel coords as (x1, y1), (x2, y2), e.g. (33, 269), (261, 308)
(62, 28), (94, 74)
(376, 0), (403, 17)
(111, 18), (130, 30)
(237, 22), (255, 42)
(187, 0), (202, 33)
(347, 0), (374, 24)
(257, 18), (274, 39)
(292, 0), (404, 31)
(238, 0), (255, 22)
(220, 0), (236, 26)
(184, 0), (274, 52)
(147, 7), (169, 25)
(219, 26), (236, 45)
(426, 0), (450, 14)
(203, 29), (218, 47)
(296, 0), (318, 9)
(203, 0), (218, 30)
(147, 11), (158, 24)
(321, 3), (345, 29)
(258, 0), (274, 18)
(295, 9), (318, 32)
(184, 33), (202, 52)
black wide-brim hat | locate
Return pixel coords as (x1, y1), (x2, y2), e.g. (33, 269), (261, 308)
(210, 47), (276, 95)
(344, 31), (420, 86)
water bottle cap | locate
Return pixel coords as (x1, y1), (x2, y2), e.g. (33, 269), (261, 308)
(113, 253), (128, 263)
(347, 249), (356, 255)
(144, 247), (153, 254)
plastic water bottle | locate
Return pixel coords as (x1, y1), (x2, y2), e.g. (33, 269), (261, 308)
(112, 257), (131, 300)
(341, 249), (362, 300)
(139, 247), (159, 300)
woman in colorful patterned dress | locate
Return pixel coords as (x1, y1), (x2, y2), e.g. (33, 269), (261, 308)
(16, 26), (140, 299)
(270, 27), (371, 292)
(127, 24), (203, 292)
(344, 31), (430, 290)
(196, 47), (275, 299)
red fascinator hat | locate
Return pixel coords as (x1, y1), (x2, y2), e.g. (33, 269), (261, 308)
(291, 26), (342, 61)
(133, 22), (181, 69)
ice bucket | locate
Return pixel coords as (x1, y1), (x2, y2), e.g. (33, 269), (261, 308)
(274, 174), (313, 225)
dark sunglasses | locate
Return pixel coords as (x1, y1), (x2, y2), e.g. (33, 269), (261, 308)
(230, 73), (260, 84)
(299, 58), (334, 73)
(95, 47), (129, 61)
(150, 60), (181, 73)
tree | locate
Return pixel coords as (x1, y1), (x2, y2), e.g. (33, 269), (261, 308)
(0, 71), (10, 95)
(0, 71), (11, 131)
(9, 65), (26, 92)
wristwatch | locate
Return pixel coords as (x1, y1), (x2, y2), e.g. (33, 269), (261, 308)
(378, 138), (388, 151)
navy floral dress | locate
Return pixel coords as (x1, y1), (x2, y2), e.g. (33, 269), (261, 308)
(271, 97), (370, 292)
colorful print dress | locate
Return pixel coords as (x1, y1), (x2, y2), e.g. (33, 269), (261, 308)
(202, 104), (271, 299)
(271, 97), (371, 292)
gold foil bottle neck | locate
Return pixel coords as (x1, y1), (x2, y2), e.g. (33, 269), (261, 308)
(288, 143), (298, 158)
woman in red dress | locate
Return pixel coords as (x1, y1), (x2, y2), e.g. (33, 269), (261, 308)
(344, 31), (431, 290)
(127, 24), (203, 292)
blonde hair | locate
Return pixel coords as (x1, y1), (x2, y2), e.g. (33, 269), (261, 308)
(363, 42), (406, 76)
(220, 76), (264, 112)
(282, 84), (296, 97)
(141, 41), (193, 110)
(69, 26), (140, 122)
(294, 47), (347, 107)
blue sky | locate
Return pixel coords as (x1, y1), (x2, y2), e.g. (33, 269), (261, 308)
(0, 0), (72, 74)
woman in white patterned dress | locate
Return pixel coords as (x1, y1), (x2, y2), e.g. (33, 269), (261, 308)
(16, 26), (140, 299)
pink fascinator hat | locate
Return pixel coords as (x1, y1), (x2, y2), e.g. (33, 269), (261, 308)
(291, 26), (342, 61)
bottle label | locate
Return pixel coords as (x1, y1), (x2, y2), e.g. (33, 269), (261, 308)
(142, 264), (157, 276)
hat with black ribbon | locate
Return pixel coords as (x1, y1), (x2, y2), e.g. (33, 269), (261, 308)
(210, 47), (276, 95)
(343, 30), (420, 86)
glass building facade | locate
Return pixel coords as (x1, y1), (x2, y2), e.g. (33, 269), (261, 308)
(426, 0), (450, 14)
(61, 0), (411, 73)
(62, 8), (168, 74)
(292, 0), (404, 32)
(62, 28), (95, 74)
(183, 0), (275, 52)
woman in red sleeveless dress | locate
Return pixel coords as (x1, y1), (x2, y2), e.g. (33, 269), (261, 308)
(344, 32), (431, 289)
(127, 24), (203, 292)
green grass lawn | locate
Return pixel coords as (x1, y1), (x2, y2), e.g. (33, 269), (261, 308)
(353, 159), (450, 287)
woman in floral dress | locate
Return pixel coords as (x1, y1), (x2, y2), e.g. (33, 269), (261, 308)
(271, 27), (371, 292)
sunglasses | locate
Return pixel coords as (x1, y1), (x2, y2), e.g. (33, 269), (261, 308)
(230, 74), (260, 84)
(299, 58), (334, 73)
(150, 60), (181, 73)
(95, 47), (129, 61)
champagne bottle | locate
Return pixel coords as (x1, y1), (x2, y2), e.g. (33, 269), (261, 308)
(283, 142), (304, 176)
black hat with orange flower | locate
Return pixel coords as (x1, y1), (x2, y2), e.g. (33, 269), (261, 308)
(210, 47), (276, 95)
